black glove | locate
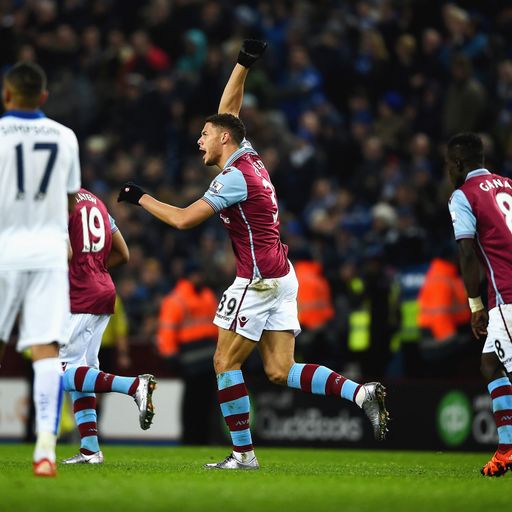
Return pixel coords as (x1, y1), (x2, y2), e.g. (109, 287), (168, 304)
(117, 182), (146, 205)
(237, 39), (268, 68)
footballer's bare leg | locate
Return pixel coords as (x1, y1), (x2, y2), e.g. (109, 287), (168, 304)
(205, 327), (260, 470)
(259, 330), (389, 441)
(31, 342), (62, 477)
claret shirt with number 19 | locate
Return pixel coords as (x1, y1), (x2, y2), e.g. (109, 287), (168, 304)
(68, 188), (116, 314)
(202, 139), (289, 279)
(449, 168), (512, 309)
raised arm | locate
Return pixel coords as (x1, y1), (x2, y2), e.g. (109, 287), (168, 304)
(218, 40), (268, 116)
(218, 64), (249, 116)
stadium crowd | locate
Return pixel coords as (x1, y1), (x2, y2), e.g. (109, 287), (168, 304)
(2, 0), (512, 379)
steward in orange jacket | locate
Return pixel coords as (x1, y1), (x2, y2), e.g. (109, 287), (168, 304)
(418, 258), (470, 341)
(294, 257), (335, 362)
(157, 265), (218, 444)
(417, 257), (472, 374)
(295, 260), (335, 329)
(157, 277), (218, 370)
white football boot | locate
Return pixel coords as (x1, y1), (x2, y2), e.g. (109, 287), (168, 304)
(361, 382), (389, 441)
(61, 451), (104, 464)
(204, 453), (260, 470)
(133, 374), (157, 430)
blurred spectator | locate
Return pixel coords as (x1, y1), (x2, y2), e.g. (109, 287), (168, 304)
(100, 295), (131, 373)
(442, 54), (487, 137)
(156, 262), (218, 444)
(293, 249), (335, 364)
(126, 30), (171, 79)
(417, 249), (476, 378)
(277, 45), (323, 129)
(3, 0), (510, 381)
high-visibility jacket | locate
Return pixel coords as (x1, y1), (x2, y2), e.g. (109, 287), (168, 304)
(295, 260), (335, 330)
(157, 279), (218, 358)
(418, 258), (470, 341)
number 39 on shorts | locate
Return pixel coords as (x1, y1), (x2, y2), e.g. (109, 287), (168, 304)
(217, 293), (238, 315)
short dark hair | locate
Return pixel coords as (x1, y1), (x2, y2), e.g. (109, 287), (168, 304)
(447, 132), (484, 168)
(205, 113), (246, 145)
(4, 62), (47, 106)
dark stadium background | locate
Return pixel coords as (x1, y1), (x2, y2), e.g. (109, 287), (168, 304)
(1, 0), (511, 451)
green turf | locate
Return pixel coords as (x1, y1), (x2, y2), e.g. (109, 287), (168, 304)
(0, 445), (508, 512)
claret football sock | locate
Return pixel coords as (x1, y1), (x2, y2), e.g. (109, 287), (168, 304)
(287, 363), (363, 404)
(488, 377), (512, 452)
(217, 370), (254, 454)
(63, 366), (139, 395)
(71, 391), (100, 454)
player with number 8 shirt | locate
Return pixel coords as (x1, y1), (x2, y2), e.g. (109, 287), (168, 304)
(118, 40), (389, 470)
(447, 133), (512, 476)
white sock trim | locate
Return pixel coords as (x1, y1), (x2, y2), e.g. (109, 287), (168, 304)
(355, 386), (367, 408)
(233, 450), (255, 462)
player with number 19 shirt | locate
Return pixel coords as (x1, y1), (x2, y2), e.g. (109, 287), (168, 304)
(60, 188), (156, 465)
(67, 189), (116, 315)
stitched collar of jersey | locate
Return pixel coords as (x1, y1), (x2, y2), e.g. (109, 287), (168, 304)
(2, 110), (46, 119)
(465, 168), (490, 181)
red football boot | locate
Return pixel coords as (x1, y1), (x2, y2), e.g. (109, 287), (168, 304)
(33, 458), (57, 477)
(481, 450), (512, 477)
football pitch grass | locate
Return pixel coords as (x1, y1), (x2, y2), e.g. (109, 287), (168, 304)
(0, 445), (508, 512)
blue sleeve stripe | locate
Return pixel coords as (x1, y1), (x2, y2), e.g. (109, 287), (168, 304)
(201, 196), (219, 212)
(455, 233), (475, 239)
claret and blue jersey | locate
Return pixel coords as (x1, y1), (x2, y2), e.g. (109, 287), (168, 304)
(449, 168), (512, 308)
(202, 139), (289, 280)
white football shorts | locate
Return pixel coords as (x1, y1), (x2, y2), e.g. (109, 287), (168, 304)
(483, 304), (512, 372)
(0, 269), (70, 351)
(60, 313), (111, 369)
(214, 263), (301, 342)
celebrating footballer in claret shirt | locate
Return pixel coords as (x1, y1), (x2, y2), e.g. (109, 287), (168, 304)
(118, 40), (390, 470)
(60, 188), (156, 465)
(447, 132), (512, 476)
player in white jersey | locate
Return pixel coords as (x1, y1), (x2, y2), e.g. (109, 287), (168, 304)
(0, 62), (81, 477)
(118, 41), (388, 469)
